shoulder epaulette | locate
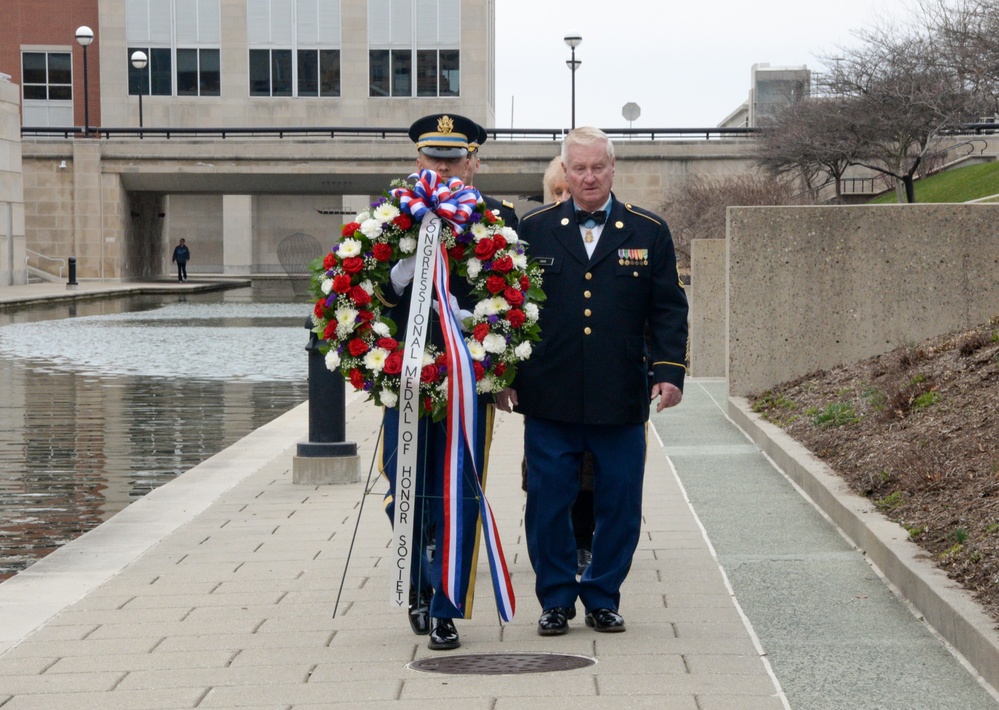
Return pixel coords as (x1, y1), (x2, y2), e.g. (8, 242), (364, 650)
(502, 200), (514, 209)
(624, 203), (664, 227)
(522, 202), (560, 221)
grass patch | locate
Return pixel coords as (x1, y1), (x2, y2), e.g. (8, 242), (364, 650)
(867, 161), (999, 204)
(875, 490), (905, 512)
(912, 391), (942, 410)
(810, 402), (860, 428)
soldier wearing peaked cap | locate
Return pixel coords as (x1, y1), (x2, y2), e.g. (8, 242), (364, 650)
(377, 113), (496, 652)
(465, 122), (519, 230)
(496, 126), (689, 637)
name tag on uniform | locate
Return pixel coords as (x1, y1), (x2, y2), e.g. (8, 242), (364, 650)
(536, 257), (555, 267)
(618, 249), (648, 266)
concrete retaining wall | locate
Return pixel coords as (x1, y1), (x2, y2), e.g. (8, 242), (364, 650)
(726, 204), (999, 397)
(689, 238), (726, 377)
(0, 76), (25, 286)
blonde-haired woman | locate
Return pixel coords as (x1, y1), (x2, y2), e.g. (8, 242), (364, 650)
(542, 155), (571, 203)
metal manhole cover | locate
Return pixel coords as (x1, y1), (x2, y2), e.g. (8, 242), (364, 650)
(410, 652), (595, 675)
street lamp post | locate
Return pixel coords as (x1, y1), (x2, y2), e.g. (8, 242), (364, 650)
(564, 32), (582, 130)
(130, 50), (148, 129)
(75, 26), (94, 137)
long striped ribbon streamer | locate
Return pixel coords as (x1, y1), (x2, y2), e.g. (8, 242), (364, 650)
(390, 213), (440, 609)
(433, 248), (516, 622)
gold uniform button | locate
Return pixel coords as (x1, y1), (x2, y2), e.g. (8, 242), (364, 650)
(561, 217), (570, 226)
(583, 290), (591, 299)
(584, 309), (592, 317)
(584, 327), (592, 335)
(633, 271), (639, 277)
(585, 272), (592, 280)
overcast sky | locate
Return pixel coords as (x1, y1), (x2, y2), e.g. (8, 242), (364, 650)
(494, 0), (916, 129)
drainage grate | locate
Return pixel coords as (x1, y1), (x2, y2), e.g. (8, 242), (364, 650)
(409, 652), (595, 675)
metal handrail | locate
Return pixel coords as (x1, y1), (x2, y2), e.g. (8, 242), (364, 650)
(21, 125), (759, 142)
(24, 250), (65, 283)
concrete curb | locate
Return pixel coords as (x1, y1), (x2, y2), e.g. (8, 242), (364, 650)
(727, 395), (999, 693)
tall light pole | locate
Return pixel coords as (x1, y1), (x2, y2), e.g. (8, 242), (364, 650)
(75, 26), (94, 137)
(564, 32), (582, 130)
(131, 50), (148, 129)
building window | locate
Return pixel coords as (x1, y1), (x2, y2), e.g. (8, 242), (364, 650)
(177, 48), (220, 96)
(21, 52), (72, 101)
(248, 0), (341, 98)
(368, 0), (459, 98)
(297, 49), (340, 97)
(127, 47), (172, 96)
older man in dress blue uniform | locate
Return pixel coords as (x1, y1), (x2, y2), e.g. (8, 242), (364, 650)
(497, 126), (688, 635)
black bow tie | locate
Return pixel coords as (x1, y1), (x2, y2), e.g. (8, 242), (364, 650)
(576, 210), (606, 225)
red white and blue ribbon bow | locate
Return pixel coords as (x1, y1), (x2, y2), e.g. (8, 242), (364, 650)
(390, 169), (480, 235)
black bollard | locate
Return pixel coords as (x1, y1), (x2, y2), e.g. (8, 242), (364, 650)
(67, 256), (78, 286)
(297, 317), (358, 458)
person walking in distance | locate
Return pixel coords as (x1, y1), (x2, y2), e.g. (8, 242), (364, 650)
(497, 126), (689, 636)
(172, 239), (190, 282)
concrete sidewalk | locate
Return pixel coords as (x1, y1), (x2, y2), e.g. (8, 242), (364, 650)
(0, 388), (789, 709)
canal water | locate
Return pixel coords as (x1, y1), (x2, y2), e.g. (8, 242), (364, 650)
(0, 283), (311, 580)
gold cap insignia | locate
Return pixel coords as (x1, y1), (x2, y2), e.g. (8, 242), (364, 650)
(438, 115), (455, 134)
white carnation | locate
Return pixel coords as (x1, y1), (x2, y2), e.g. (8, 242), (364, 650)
(324, 350), (341, 371)
(363, 348), (389, 372)
(360, 219), (383, 239)
(335, 307), (358, 326)
(320, 278), (334, 295)
(380, 389), (398, 408)
(372, 321), (391, 337)
(373, 202), (401, 222)
(512, 252), (528, 269)
(466, 340), (486, 361)
(422, 350), (436, 366)
(359, 279), (375, 295)
(355, 211), (371, 223)
(466, 258), (482, 278)
(399, 236), (417, 254)
(482, 333), (507, 354)
(514, 341), (533, 359)
(524, 302), (540, 321)
(477, 375), (496, 394)
(500, 227), (519, 243)
(471, 223), (490, 241)
(338, 238), (362, 257)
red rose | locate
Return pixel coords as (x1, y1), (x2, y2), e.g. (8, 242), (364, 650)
(376, 337), (399, 351)
(504, 287), (524, 307)
(493, 255), (514, 273)
(421, 364), (439, 383)
(448, 245), (466, 261)
(348, 338), (369, 357)
(494, 362), (507, 376)
(423, 397), (433, 413)
(313, 301), (325, 318)
(473, 323), (491, 342)
(483, 209), (497, 224)
(435, 353), (447, 366)
(394, 214), (413, 230)
(486, 275), (506, 294)
(493, 235), (508, 251)
(341, 222), (360, 237)
(506, 309), (526, 328)
(372, 242), (393, 262)
(474, 239), (496, 261)
(520, 274), (531, 291)
(473, 362), (485, 381)
(323, 252), (336, 270)
(349, 368), (365, 389)
(358, 309), (375, 322)
(384, 351), (403, 375)
(323, 321), (336, 339)
(350, 285), (371, 306)
(333, 274), (352, 294)
(341, 257), (364, 274)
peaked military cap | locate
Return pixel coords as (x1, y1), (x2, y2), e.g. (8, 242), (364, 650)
(468, 122), (488, 155)
(409, 113), (477, 158)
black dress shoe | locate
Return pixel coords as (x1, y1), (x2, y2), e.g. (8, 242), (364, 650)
(428, 617), (460, 650)
(537, 606), (576, 636)
(576, 548), (592, 576)
(408, 586), (432, 636)
(585, 608), (626, 633)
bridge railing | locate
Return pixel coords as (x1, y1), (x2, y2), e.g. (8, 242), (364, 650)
(20, 125), (760, 141)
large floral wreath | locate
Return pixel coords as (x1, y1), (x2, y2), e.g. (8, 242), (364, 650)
(309, 170), (544, 421)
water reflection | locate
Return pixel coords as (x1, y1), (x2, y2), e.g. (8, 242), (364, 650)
(0, 286), (310, 580)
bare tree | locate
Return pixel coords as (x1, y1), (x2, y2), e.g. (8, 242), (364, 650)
(660, 173), (809, 271)
(756, 96), (861, 200)
(820, 26), (982, 202)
